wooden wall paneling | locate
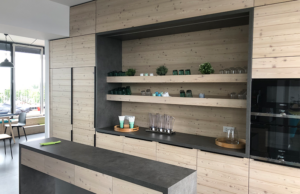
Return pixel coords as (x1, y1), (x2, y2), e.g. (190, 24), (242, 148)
(122, 25), (249, 75)
(249, 159), (300, 194)
(96, 0), (253, 33)
(123, 137), (157, 160)
(197, 150), (249, 194)
(44, 156), (75, 184)
(96, 133), (124, 153)
(122, 102), (247, 138)
(72, 34), (96, 67)
(73, 67), (95, 146)
(157, 143), (197, 170)
(21, 148), (45, 173)
(51, 68), (72, 140)
(252, 1), (300, 78)
(75, 165), (113, 194)
(255, 0), (295, 6)
(112, 178), (162, 194)
(50, 38), (72, 68)
(70, 1), (96, 37)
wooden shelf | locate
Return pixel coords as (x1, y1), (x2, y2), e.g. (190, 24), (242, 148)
(107, 95), (247, 109)
(107, 74), (247, 83)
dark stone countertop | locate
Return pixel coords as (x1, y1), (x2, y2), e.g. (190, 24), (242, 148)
(20, 137), (195, 193)
(96, 126), (246, 158)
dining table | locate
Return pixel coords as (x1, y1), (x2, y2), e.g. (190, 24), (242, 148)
(0, 113), (18, 143)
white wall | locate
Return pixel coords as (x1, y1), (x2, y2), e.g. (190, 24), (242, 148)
(0, 0), (70, 40)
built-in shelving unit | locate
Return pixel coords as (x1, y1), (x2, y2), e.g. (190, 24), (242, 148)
(107, 94), (247, 109)
(107, 74), (247, 83)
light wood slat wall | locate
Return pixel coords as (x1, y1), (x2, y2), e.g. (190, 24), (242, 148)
(96, 133), (124, 153)
(50, 68), (72, 140)
(96, 0), (253, 33)
(252, 1), (300, 78)
(72, 34), (96, 67)
(50, 38), (72, 69)
(249, 159), (300, 194)
(255, 0), (295, 6)
(21, 148), (45, 173)
(121, 25), (248, 139)
(70, 1), (96, 37)
(197, 150), (249, 194)
(112, 178), (162, 194)
(123, 137), (157, 160)
(73, 67), (95, 146)
(157, 143), (197, 170)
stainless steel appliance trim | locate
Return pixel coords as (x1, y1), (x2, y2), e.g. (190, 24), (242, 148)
(251, 112), (300, 119)
(250, 155), (300, 168)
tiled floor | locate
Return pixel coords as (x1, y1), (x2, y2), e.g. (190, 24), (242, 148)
(0, 133), (45, 194)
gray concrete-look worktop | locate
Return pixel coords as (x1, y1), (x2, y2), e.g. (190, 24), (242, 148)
(20, 137), (196, 194)
(97, 126), (246, 158)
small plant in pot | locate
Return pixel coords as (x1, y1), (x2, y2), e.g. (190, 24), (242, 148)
(199, 62), (214, 74)
(126, 69), (136, 76)
(156, 65), (168, 76)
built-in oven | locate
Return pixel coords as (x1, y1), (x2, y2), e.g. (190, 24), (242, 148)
(251, 79), (300, 167)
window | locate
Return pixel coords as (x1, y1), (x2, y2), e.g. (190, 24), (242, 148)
(14, 45), (44, 117)
(0, 43), (12, 114)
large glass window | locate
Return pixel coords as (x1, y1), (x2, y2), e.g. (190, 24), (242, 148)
(14, 45), (44, 117)
(0, 43), (12, 114)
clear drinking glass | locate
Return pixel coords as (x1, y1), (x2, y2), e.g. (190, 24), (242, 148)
(226, 128), (239, 144)
(219, 69), (224, 74)
(156, 114), (164, 132)
(149, 113), (156, 131)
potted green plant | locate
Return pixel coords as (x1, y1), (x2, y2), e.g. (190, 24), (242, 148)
(199, 62), (214, 74)
(126, 69), (136, 76)
(156, 65), (168, 76)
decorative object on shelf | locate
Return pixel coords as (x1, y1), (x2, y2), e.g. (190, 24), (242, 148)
(173, 70), (178, 75)
(114, 124), (139, 132)
(179, 69), (184, 75)
(149, 113), (156, 131)
(128, 116), (135, 129)
(146, 89), (151, 96)
(118, 116), (125, 128)
(215, 138), (245, 149)
(150, 73), (154, 76)
(186, 90), (193, 97)
(156, 113), (164, 132)
(140, 73), (144, 76)
(219, 67), (247, 74)
(126, 68), (136, 76)
(180, 90), (185, 97)
(125, 86), (131, 95)
(185, 69), (191, 75)
(199, 93), (205, 98)
(156, 65), (168, 75)
(145, 73), (149, 76)
(109, 86), (131, 95)
(152, 93), (156, 96)
(141, 90), (146, 96)
(199, 62), (214, 74)
(162, 92), (170, 97)
(229, 92), (237, 99)
(216, 128), (245, 149)
(238, 89), (247, 99)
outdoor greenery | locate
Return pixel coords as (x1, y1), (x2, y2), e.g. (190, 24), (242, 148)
(0, 85), (40, 105)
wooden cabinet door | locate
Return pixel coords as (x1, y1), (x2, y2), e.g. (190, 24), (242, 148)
(123, 137), (157, 160)
(96, 133), (124, 153)
(73, 66), (95, 146)
(50, 38), (72, 69)
(21, 148), (45, 173)
(157, 143), (197, 170)
(50, 68), (72, 140)
(197, 150), (249, 194)
(249, 159), (300, 194)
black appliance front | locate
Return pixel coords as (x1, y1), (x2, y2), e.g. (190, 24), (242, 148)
(251, 79), (300, 167)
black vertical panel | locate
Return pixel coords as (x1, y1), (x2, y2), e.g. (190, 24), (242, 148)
(71, 68), (73, 125)
(245, 8), (254, 157)
(94, 66), (96, 128)
(95, 36), (122, 128)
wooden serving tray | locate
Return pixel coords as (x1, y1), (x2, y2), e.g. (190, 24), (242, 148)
(114, 124), (139, 132)
(215, 138), (246, 149)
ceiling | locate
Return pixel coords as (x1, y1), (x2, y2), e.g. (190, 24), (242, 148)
(50, 0), (92, 6)
(0, 34), (44, 46)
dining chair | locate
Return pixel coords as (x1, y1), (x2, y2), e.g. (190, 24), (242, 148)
(0, 134), (13, 159)
(5, 112), (27, 141)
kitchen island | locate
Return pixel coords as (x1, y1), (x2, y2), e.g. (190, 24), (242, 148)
(19, 137), (196, 194)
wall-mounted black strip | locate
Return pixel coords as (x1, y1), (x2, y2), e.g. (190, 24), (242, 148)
(71, 68), (73, 125)
(94, 134), (96, 147)
(94, 66), (96, 129)
(71, 130), (73, 142)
